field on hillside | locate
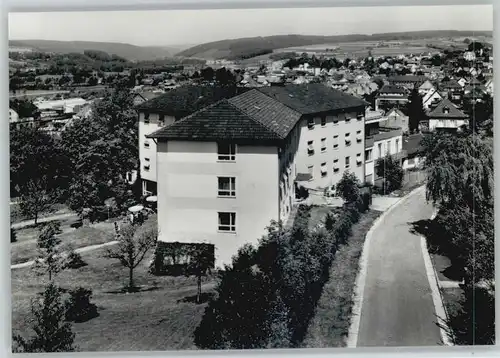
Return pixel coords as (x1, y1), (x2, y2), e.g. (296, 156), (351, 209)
(276, 39), (441, 59)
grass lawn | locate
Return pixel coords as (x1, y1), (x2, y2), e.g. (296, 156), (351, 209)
(10, 202), (72, 225)
(12, 244), (216, 351)
(11, 224), (117, 265)
(308, 206), (343, 231)
(303, 209), (382, 348)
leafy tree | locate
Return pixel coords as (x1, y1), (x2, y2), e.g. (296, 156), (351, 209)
(10, 126), (69, 201)
(421, 132), (493, 210)
(18, 179), (55, 226)
(64, 250), (87, 269)
(335, 171), (361, 203)
(60, 85), (138, 215)
(200, 67), (215, 82)
(324, 213), (335, 231)
(375, 155), (404, 193)
(33, 222), (66, 281)
(407, 88), (427, 133)
(105, 223), (157, 291)
(12, 283), (76, 352)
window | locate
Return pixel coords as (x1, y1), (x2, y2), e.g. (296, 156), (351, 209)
(333, 135), (339, 149)
(144, 113), (150, 124)
(307, 140), (315, 155)
(333, 159), (340, 173)
(365, 149), (373, 161)
(143, 165), (150, 171)
(144, 140), (150, 149)
(307, 165), (314, 180)
(345, 133), (351, 146)
(378, 143), (383, 158)
(321, 138), (327, 152)
(218, 212), (236, 232)
(218, 143), (236, 161)
(333, 118), (339, 125)
(357, 153), (362, 166)
(321, 117), (327, 127)
(396, 138), (400, 152)
(345, 156), (350, 169)
(387, 140), (392, 154)
(356, 130), (363, 143)
(145, 157), (150, 162)
(218, 177), (236, 197)
(357, 112), (364, 120)
(308, 118), (315, 130)
(159, 114), (165, 125)
(321, 162), (327, 177)
(345, 114), (352, 123)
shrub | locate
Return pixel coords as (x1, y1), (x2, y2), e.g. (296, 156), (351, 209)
(375, 155), (404, 193)
(195, 204), (360, 349)
(64, 287), (98, 323)
(336, 171), (361, 203)
(64, 251), (87, 269)
(11, 228), (17, 243)
(324, 213), (335, 231)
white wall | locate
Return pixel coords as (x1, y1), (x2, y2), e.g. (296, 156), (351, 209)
(138, 112), (175, 193)
(156, 141), (280, 267)
(295, 111), (365, 189)
(429, 118), (467, 131)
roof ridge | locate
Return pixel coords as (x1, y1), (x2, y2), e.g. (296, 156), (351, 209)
(255, 87), (304, 116)
(225, 95), (284, 139)
(146, 99), (230, 138)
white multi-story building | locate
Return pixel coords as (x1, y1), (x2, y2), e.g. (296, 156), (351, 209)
(135, 86), (248, 196)
(147, 84), (367, 266)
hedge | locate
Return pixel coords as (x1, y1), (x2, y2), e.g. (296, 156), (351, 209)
(194, 202), (364, 349)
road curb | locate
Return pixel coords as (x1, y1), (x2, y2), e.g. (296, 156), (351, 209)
(420, 209), (454, 346)
(346, 184), (426, 348)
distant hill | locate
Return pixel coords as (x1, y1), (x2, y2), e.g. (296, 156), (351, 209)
(8, 39), (179, 61)
(176, 30), (493, 60)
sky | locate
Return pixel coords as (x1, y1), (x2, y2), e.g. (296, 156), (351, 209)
(8, 5), (493, 47)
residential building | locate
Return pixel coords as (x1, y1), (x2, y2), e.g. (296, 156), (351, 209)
(135, 86), (249, 196)
(384, 108), (409, 134)
(422, 89), (443, 111)
(375, 85), (409, 111)
(439, 79), (463, 101)
(427, 98), (468, 132)
(388, 75), (428, 90)
(402, 133), (426, 170)
(132, 92), (161, 107)
(256, 84), (367, 190)
(147, 84), (367, 266)
(418, 80), (435, 96)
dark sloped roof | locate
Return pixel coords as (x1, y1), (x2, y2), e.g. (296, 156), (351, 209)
(257, 84), (367, 115)
(440, 80), (462, 89)
(379, 85), (407, 95)
(388, 75), (428, 83)
(228, 89), (302, 138)
(403, 133), (427, 157)
(147, 99), (282, 142)
(135, 85), (249, 117)
(428, 98), (468, 119)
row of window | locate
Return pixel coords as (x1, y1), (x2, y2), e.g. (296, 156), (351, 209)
(307, 131), (363, 155)
(308, 154), (363, 179)
(142, 142), (237, 162)
(365, 138), (401, 162)
(143, 113), (165, 125)
(307, 113), (363, 130)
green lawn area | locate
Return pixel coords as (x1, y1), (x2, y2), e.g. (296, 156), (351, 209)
(10, 202), (72, 224)
(11, 225), (117, 265)
(308, 206), (343, 231)
(303, 209), (382, 348)
(12, 243), (216, 351)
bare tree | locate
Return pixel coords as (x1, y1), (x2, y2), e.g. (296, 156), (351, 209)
(105, 223), (157, 291)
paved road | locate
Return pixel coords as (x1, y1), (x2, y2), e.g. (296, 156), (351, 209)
(357, 187), (441, 347)
(11, 212), (77, 230)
